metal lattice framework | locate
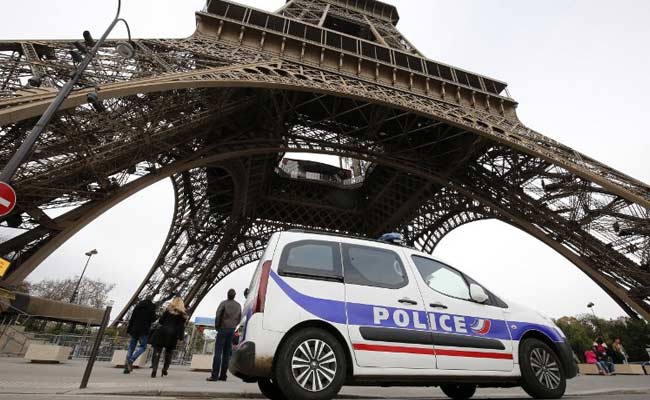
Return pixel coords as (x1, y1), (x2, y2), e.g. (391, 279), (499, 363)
(0, 0), (648, 322)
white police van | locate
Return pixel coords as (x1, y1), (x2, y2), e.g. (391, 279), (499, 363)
(230, 230), (577, 400)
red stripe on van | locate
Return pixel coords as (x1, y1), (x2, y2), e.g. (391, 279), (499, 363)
(353, 343), (435, 355)
(435, 349), (513, 360)
(353, 343), (513, 360)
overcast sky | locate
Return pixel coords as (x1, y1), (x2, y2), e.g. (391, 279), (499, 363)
(2, 0), (649, 322)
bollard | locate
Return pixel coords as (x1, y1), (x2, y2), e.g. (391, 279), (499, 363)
(79, 305), (111, 389)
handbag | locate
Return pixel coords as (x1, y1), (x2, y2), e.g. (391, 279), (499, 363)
(150, 319), (162, 335)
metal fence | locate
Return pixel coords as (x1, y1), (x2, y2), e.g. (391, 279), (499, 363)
(34, 333), (129, 361)
(1, 300), (198, 365)
(1, 329), (194, 365)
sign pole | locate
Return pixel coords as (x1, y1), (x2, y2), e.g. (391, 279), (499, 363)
(80, 305), (112, 389)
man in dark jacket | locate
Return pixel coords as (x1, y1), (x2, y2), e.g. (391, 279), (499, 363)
(207, 288), (242, 381)
(124, 297), (157, 373)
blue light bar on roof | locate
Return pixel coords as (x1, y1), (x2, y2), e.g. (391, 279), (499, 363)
(377, 232), (404, 244)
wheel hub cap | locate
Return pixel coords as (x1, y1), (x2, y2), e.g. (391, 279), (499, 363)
(291, 338), (337, 392)
(529, 347), (561, 390)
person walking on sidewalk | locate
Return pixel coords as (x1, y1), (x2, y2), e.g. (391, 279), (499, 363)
(149, 297), (187, 378)
(124, 297), (157, 374)
(207, 288), (242, 382)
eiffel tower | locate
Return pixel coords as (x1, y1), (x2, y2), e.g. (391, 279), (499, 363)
(0, 0), (648, 322)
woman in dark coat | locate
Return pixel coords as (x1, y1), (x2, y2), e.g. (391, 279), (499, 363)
(148, 297), (187, 377)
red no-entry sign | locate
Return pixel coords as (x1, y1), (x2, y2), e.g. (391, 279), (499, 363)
(0, 182), (16, 217)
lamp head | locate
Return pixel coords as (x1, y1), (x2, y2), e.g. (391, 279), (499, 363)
(83, 30), (96, 47)
(69, 50), (84, 63)
(116, 41), (135, 59)
(587, 302), (595, 308)
(85, 249), (98, 256)
(86, 91), (99, 104)
(28, 75), (42, 88)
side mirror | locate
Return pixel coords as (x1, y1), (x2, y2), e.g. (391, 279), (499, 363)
(470, 284), (489, 304)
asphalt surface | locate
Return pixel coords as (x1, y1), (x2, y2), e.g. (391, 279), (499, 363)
(1, 395), (650, 400)
(1, 357), (649, 399)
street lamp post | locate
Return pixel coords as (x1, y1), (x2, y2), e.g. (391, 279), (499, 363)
(587, 301), (602, 335)
(587, 302), (597, 318)
(0, 0), (135, 183)
(70, 249), (98, 304)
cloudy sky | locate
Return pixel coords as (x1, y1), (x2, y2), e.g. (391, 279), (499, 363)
(2, 0), (648, 322)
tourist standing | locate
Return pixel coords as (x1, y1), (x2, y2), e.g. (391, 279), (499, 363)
(148, 297), (188, 378)
(124, 297), (157, 374)
(612, 337), (629, 364)
(207, 288), (242, 382)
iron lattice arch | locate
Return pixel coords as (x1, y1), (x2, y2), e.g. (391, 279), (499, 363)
(0, 0), (648, 321)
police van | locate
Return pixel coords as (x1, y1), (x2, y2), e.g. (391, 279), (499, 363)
(230, 230), (577, 400)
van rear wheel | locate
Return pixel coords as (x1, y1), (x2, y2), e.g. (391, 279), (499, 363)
(258, 378), (287, 400)
(274, 327), (346, 400)
(440, 383), (476, 399)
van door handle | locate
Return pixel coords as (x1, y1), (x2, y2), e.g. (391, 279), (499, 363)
(430, 302), (448, 309)
(398, 298), (418, 305)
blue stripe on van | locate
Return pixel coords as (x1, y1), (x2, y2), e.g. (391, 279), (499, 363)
(270, 270), (347, 324)
(269, 270), (563, 343)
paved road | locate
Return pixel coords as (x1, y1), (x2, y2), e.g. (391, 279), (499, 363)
(1, 395), (650, 400)
(0, 357), (648, 399)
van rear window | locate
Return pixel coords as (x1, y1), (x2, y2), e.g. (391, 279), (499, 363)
(278, 240), (343, 281)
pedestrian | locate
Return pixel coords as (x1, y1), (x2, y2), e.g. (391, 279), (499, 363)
(584, 349), (609, 375)
(593, 337), (615, 374)
(207, 288), (242, 382)
(123, 297), (157, 374)
(148, 296), (187, 378)
(611, 337), (629, 364)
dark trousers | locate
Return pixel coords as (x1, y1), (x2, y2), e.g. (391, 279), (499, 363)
(152, 346), (173, 373)
(211, 328), (235, 379)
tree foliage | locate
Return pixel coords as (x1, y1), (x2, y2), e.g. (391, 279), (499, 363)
(29, 276), (115, 308)
(556, 314), (650, 362)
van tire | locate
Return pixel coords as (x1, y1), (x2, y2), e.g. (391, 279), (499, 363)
(440, 383), (476, 399)
(258, 378), (287, 400)
(275, 327), (347, 400)
(519, 338), (566, 399)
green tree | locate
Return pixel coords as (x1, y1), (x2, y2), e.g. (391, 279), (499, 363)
(556, 314), (650, 362)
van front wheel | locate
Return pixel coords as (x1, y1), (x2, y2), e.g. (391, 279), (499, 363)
(519, 338), (566, 399)
(275, 328), (346, 400)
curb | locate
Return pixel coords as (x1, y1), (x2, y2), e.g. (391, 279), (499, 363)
(70, 390), (379, 399)
(67, 387), (650, 399)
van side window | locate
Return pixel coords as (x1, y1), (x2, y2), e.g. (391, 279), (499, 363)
(411, 256), (471, 300)
(411, 256), (508, 307)
(279, 240), (342, 281)
(342, 244), (408, 289)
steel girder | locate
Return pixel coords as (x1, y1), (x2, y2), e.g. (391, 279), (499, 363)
(0, 1), (648, 321)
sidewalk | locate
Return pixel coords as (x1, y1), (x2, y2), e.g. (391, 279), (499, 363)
(0, 357), (648, 398)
